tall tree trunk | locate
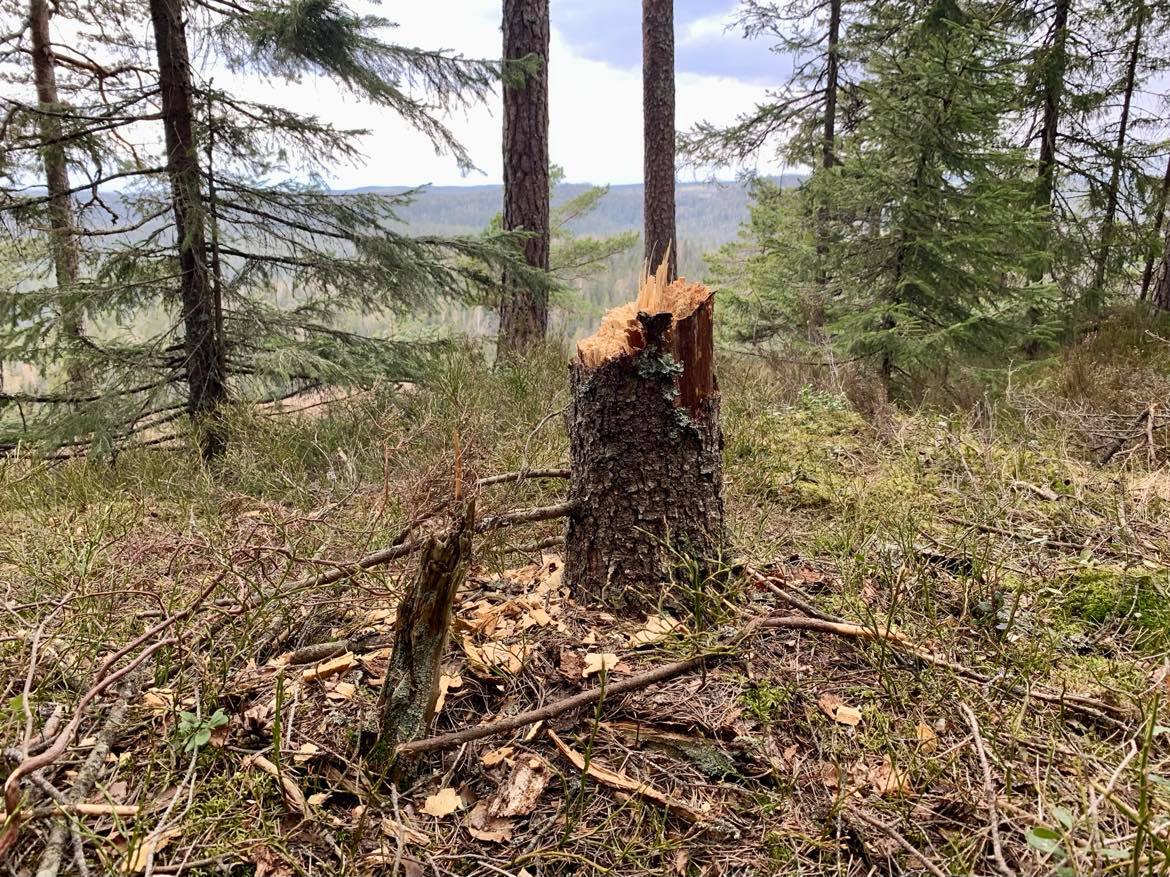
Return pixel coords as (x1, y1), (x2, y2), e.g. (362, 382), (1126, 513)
(642, 0), (677, 280)
(1035, 0), (1070, 216)
(1091, 2), (1144, 303)
(1153, 223), (1170, 310)
(148, 0), (227, 457)
(814, 0), (840, 296)
(29, 0), (86, 388)
(497, 0), (550, 360)
(1140, 153), (1170, 300)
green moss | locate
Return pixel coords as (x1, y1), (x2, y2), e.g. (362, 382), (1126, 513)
(1061, 566), (1170, 648)
(740, 679), (794, 723)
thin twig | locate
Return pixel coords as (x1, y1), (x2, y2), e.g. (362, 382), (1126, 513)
(960, 702), (1015, 877)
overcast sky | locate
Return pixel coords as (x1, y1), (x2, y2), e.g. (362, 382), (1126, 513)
(264, 1), (791, 189)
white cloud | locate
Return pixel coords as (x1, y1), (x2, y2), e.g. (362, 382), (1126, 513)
(231, 1), (777, 189)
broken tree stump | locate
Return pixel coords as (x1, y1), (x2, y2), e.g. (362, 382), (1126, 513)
(565, 261), (724, 615)
(371, 500), (474, 775)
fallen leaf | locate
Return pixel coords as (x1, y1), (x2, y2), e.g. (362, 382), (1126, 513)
(582, 652), (620, 678)
(915, 722), (938, 753)
(869, 757), (913, 797)
(466, 800), (514, 842)
(818, 694), (862, 726)
(558, 647), (585, 681)
(435, 674), (463, 714)
(292, 742), (320, 764)
(422, 787), (462, 817)
(122, 827), (181, 873)
(141, 688), (174, 712)
(302, 653), (355, 683)
(820, 761), (841, 790)
(480, 745), (514, 767)
(380, 817), (429, 845)
(308, 792), (331, 807)
(251, 845), (294, 877)
(628, 614), (681, 648)
(326, 681), (357, 702)
(491, 756), (550, 817)
(245, 754), (306, 815)
(581, 630), (597, 646)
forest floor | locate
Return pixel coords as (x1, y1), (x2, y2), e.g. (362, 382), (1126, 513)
(2, 314), (1170, 877)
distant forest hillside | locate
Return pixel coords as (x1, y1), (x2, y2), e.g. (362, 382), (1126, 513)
(350, 177), (803, 252)
(344, 176), (802, 342)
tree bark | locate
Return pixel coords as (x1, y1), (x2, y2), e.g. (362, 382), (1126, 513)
(1091, 2), (1144, 303)
(371, 501), (473, 775)
(497, 0), (550, 360)
(1152, 225), (1170, 310)
(565, 273), (723, 616)
(643, 0), (677, 280)
(29, 0), (86, 388)
(1140, 153), (1170, 300)
(1035, 0), (1070, 216)
(814, 0), (841, 294)
(148, 0), (227, 457)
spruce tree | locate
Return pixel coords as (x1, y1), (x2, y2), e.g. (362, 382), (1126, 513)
(0, 0), (544, 457)
(819, 0), (1046, 394)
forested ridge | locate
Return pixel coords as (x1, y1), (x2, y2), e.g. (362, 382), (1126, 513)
(1, 0), (1169, 875)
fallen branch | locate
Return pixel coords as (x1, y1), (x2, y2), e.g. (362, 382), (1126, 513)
(548, 729), (708, 823)
(398, 613), (894, 756)
(289, 501), (573, 593)
(396, 652), (712, 756)
(33, 677), (136, 877)
(2, 574), (223, 853)
(960, 703), (1015, 877)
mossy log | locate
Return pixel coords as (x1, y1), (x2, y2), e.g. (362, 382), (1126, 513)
(565, 263), (724, 615)
(371, 500), (473, 775)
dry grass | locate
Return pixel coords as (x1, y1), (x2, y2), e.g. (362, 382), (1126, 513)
(1, 335), (1168, 877)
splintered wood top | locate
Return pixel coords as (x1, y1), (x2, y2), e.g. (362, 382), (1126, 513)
(576, 260), (713, 370)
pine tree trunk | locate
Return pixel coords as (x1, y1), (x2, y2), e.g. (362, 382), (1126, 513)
(1091, 3), (1144, 303)
(149, 0), (227, 458)
(813, 0), (840, 297)
(565, 270), (723, 616)
(497, 0), (550, 360)
(371, 501), (473, 775)
(643, 0), (677, 280)
(29, 0), (86, 389)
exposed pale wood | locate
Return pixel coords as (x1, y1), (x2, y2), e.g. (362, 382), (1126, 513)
(371, 501), (474, 773)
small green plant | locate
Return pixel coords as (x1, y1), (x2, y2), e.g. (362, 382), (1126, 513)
(178, 709), (229, 752)
(741, 680), (792, 723)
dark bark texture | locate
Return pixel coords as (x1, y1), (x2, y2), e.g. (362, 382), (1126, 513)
(1091, 3), (1144, 300)
(149, 0), (228, 456)
(565, 307), (723, 616)
(642, 0), (677, 281)
(1035, 0), (1069, 215)
(373, 501), (474, 775)
(1153, 227), (1170, 311)
(497, 0), (550, 359)
(29, 0), (86, 385)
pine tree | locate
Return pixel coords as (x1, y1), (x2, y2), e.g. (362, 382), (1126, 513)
(0, 0), (544, 457)
(497, 0), (551, 360)
(643, 0), (677, 279)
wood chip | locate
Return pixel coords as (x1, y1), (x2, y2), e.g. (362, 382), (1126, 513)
(422, 787), (462, 817)
(301, 652), (355, 682)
